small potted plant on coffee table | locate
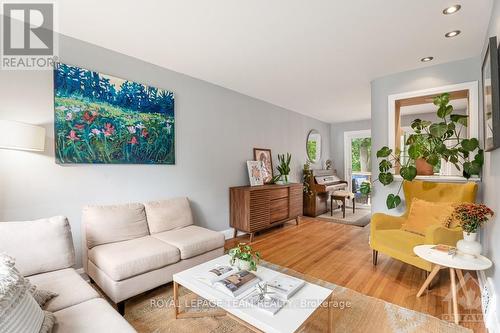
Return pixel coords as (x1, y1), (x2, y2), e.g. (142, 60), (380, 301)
(228, 243), (261, 271)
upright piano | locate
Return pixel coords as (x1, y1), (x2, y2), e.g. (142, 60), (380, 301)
(303, 169), (348, 217)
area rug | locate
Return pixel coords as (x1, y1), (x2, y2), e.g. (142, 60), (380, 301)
(118, 261), (470, 333)
(317, 207), (371, 227)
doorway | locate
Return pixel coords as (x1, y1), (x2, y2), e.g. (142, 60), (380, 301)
(344, 130), (372, 207)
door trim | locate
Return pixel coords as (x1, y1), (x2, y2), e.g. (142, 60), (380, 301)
(343, 129), (371, 201)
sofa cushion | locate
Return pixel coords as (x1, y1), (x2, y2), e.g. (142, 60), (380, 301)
(88, 236), (180, 281)
(152, 226), (225, 260)
(144, 197), (194, 234)
(83, 203), (149, 249)
(27, 268), (99, 312)
(53, 298), (136, 333)
(0, 216), (75, 276)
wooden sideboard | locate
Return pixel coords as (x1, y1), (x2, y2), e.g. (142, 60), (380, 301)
(229, 183), (303, 242)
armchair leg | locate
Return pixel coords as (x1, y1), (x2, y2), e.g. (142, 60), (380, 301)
(117, 301), (125, 316)
(372, 250), (378, 266)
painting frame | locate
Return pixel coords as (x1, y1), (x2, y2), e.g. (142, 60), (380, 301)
(482, 36), (500, 152)
(253, 148), (273, 184)
(247, 161), (264, 186)
(53, 62), (175, 164)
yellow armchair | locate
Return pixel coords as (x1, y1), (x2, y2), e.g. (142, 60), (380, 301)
(370, 180), (478, 271)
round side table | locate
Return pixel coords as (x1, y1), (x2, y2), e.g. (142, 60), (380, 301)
(413, 245), (492, 325)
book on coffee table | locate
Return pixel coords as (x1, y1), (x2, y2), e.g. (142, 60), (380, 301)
(266, 274), (305, 300)
(214, 270), (261, 297)
(242, 288), (286, 315)
(197, 265), (238, 285)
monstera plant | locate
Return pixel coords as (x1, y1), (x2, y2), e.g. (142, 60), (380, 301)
(373, 93), (484, 209)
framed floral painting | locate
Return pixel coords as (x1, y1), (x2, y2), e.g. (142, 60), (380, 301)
(247, 161), (264, 186)
(253, 148), (273, 183)
(54, 63), (175, 164)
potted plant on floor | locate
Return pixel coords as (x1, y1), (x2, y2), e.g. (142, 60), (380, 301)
(373, 93), (484, 209)
(448, 203), (494, 257)
(228, 243), (261, 271)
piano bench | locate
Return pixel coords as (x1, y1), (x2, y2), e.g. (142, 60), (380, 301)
(330, 193), (355, 219)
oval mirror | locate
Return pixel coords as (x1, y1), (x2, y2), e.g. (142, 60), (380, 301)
(306, 130), (322, 163)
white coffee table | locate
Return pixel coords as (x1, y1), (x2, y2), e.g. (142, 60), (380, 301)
(413, 245), (493, 324)
(172, 255), (333, 333)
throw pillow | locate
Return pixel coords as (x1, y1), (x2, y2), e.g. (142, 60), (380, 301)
(402, 198), (454, 236)
(0, 253), (55, 333)
(27, 283), (58, 308)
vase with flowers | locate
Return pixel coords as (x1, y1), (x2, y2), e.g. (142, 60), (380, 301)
(448, 203), (494, 257)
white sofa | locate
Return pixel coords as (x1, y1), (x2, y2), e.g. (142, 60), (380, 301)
(0, 216), (136, 333)
(82, 197), (225, 314)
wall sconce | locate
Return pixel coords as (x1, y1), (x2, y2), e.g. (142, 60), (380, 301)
(0, 120), (46, 152)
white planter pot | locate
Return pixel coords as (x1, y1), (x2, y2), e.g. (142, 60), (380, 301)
(457, 231), (482, 258)
(237, 259), (251, 271)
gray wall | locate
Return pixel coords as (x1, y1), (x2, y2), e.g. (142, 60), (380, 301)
(329, 119), (371, 179)
(480, 0), (500, 322)
(370, 57), (480, 215)
(0, 34), (330, 267)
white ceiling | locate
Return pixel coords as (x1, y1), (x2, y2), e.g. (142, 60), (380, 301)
(54, 0), (493, 123)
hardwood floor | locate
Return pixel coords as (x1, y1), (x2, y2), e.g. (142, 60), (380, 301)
(225, 217), (486, 333)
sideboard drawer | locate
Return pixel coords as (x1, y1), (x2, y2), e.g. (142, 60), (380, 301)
(270, 198), (289, 222)
(269, 187), (289, 200)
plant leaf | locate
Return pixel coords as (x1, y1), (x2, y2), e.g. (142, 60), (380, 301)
(461, 138), (479, 152)
(408, 144), (421, 159)
(377, 146), (392, 158)
(386, 194), (402, 209)
(429, 122), (448, 138)
(379, 159), (392, 172)
(379, 172), (394, 186)
(400, 165), (417, 181)
(450, 114), (468, 127)
(426, 154), (440, 166)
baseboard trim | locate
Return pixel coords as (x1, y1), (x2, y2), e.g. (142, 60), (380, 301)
(221, 228), (247, 240)
(478, 271), (499, 333)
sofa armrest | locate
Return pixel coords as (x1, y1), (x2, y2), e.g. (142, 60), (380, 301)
(371, 213), (406, 231)
(424, 224), (463, 246)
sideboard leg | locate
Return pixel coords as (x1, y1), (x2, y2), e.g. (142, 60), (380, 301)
(233, 228), (238, 239)
(249, 233), (254, 243)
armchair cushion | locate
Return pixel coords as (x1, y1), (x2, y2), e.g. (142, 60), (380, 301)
(88, 236), (180, 281)
(144, 197), (194, 234)
(424, 224), (463, 246)
(370, 213), (405, 231)
(83, 203), (149, 249)
(152, 226), (225, 259)
(402, 198), (454, 236)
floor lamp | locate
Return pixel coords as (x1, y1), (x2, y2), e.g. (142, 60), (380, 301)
(0, 120), (46, 152)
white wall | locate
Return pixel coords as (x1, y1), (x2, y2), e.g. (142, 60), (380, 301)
(480, 0), (500, 325)
(0, 34), (331, 267)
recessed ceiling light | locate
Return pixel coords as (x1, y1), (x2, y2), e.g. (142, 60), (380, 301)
(443, 5), (461, 15)
(421, 57), (434, 62)
(445, 30), (461, 38)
